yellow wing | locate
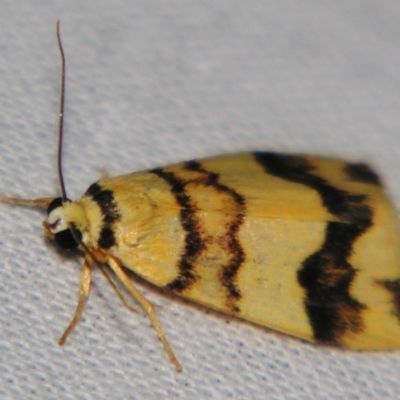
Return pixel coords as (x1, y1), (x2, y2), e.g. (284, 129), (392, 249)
(82, 152), (400, 350)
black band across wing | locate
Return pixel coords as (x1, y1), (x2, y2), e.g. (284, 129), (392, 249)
(254, 152), (372, 344)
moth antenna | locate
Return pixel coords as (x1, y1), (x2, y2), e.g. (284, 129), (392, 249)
(56, 21), (68, 201)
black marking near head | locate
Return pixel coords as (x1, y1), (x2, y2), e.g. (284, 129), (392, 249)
(54, 228), (82, 250)
(151, 168), (202, 292)
(85, 182), (121, 249)
(344, 163), (382, 186)
(98, 226), (116, 249)
(185, 161), (246, 310)
(254, 152), (372, 344)
(90, 189), (120, 225)
(85, 182), (102, 196)
(47, 197), (64, 215)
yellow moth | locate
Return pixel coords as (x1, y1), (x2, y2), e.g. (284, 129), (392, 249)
(2, 23), (400, 372)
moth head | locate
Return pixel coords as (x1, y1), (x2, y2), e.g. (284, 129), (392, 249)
(45, 197), (82, 250)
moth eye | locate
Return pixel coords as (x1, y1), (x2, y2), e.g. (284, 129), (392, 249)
(47, 197), (64, 215)
(54, 229), (82, 250)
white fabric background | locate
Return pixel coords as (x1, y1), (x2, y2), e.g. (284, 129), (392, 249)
(1, 1), (400, 399)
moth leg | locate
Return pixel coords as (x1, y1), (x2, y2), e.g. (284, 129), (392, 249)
(106, 253), (182, 372)
(97, 262), (139, 313)
(59, 257), (92, 345)
(0, 195), (55, 209)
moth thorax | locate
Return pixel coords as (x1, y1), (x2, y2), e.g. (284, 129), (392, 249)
(46, 197), (82, 250)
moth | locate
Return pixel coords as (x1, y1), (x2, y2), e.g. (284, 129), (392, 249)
(2, 23), (400, 371)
